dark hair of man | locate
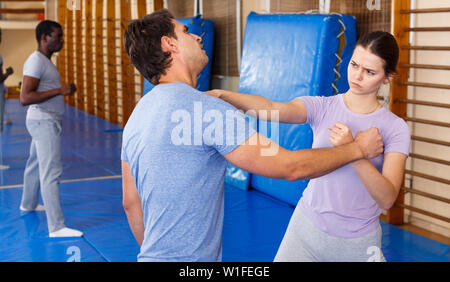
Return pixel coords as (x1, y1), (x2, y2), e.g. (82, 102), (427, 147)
(124, 9), (177, 85)
(35, 20), (62, 45)
(355, 31), (399, 76)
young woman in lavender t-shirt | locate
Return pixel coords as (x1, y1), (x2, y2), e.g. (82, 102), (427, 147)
(207, 31), (410, 261)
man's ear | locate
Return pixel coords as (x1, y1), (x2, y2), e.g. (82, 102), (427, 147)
(39, 33), (48, 46)
(161, 35), (178, 53)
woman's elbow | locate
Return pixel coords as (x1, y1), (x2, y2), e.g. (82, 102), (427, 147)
(381, 201), (394, 210)
(381, 195), (398, 210)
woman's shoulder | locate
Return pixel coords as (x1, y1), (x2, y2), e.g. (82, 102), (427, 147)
(380, 109), (409, 131)
(297, 94), (341, 106)
(379, 110), (411, 154)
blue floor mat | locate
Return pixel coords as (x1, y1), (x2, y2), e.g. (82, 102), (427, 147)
(0, 99), (122, 186)
(0, 180), (448, 262)
(0, 99), (448, 262)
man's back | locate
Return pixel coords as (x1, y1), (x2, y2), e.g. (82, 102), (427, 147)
(121, 83), (254, 261)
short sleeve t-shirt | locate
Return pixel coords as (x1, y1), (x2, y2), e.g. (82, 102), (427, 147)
(297, 94), (410, 238)
(121, 83), (256, 261)
(23, 51), (63, 120)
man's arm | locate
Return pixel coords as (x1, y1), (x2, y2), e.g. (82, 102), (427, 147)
(122, 160), (145, 246)
(224, 128), (383, 181)
(0, 66), (13, 84)
(20, 75), (75, 106)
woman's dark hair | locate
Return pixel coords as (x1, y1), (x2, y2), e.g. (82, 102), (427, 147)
(36, 20), (62, 44)
(124, 9), (177, 85)
(355, 31), (399, 76)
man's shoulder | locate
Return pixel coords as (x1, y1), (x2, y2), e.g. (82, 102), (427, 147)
(24, 51), (43, 67)
(25, 51), (40, 60)
(150, 83), (238, 111)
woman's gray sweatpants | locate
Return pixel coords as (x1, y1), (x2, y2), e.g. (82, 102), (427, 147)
(274, 206), (386, 262)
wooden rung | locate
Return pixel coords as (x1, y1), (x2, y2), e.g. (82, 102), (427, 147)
(399, 81), (450, 90)
(0, 8), (44, 14)
(403, 116), (450, 128)
(401, 45), (450, 51)
(411, 135), (450, 147)
(395, 98), (450, 109)
(409, 153), (450, 166)
(404, 27), (450, 32)
(399, 64), (450, 70)
(402, 187), (450, 204)
(405, 169), (450, 185)
(395, 203), (450, 223)
(400, 8), (450, 14)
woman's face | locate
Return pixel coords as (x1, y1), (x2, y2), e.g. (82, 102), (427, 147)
(347, 45), (390, 96)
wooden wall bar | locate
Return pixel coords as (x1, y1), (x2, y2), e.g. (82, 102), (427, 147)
(106, 0), (118, 124)
(57, 0), (146, 125)
(57, 0), (66, 88)
(65, 5), (75, 106)
(386, 0), (410, 225)
(120, 0), (133, 126)
(74, 2), (84, 111)
(95, 0), (105, 119)
(137, 0), (147, 97)
(85, 0), (95, 116)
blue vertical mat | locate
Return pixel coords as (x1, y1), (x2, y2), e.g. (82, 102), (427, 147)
(225, 12), (356, 204)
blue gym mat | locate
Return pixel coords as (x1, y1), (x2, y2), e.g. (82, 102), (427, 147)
(0, 99), (122, 186)
(0, 99), (448, 262)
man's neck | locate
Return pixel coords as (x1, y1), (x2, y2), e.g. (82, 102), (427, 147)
(37, 47), (53, 59)
(158, 64), (200, 88)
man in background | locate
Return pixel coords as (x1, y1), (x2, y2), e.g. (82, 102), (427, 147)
(20, 20), (82, 238)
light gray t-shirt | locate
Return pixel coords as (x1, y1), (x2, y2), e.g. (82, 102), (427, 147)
(121, 83), (256, 261)
(23, 51), (63, 120)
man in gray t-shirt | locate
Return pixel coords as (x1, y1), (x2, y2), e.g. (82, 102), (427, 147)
(122, 10), (384, 261)
(20, 20), (81, 238)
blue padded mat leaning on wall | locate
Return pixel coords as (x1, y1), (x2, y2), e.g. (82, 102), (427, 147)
(143, 15), (214, 94)
(224, 12), (357, 206)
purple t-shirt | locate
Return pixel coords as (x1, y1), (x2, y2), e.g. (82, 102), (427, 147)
(298, 94), (410, 238)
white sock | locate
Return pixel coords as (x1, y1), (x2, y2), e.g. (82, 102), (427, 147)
(20, 204), (45, 212)
(49, 227), (83, 238)
(0, 165), (10, 170)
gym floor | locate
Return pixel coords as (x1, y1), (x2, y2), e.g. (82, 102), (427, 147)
(0, 99), (448, 262)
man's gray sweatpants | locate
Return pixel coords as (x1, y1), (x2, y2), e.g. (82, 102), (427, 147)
(21, 118), (65, 233)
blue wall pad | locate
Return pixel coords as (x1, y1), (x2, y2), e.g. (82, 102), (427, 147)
(143, 15), (214, 95)
(224, 115), (257, 190)
(226, 12), (357, 205)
